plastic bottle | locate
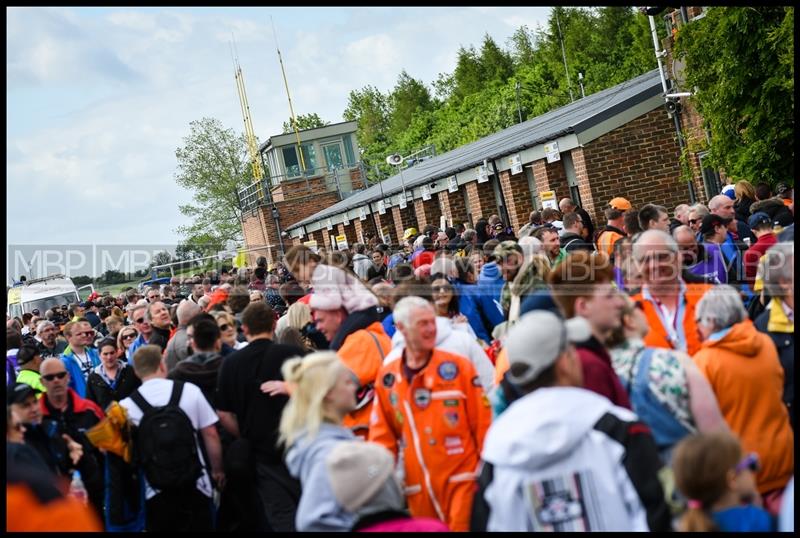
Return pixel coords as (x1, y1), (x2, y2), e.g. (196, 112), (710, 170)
(70, 471), (88, 505)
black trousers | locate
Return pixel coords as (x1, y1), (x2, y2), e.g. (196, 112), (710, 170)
(145, 487), (213, 532)
(255, 462), (301, 532)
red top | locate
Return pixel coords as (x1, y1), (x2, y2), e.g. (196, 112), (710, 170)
(744, 232), (778, 285)
(412, 250), (435, 269)
(576, 339), (632, 410)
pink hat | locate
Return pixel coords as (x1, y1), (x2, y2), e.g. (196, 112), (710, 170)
(414, 264), (432, 279)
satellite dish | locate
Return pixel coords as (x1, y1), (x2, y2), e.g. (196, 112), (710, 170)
(671, 56), (688, 91)
(386, 154), (403, 166)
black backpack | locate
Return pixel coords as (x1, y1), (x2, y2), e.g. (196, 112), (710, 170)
(130, 381), (203, 490)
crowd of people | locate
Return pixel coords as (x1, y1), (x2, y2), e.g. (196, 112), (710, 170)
(6, 180), (795, 532)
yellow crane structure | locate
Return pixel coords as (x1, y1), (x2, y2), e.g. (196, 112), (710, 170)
(231, 38), (265, 199)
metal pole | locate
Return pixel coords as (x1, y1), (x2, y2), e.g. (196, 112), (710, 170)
(555, 8), (574, 103)
(272, 206), (286, 257)
(578, 72), (586, 99)
(515, 80), (523, 123)
(648, 15), (670, 96)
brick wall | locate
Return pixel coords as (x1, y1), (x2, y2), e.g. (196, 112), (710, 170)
(438, 188), (469, 227)
(582, 107), (687, 227)
(569, 147), (600, 225)
(414, 198), (440, 229)
(498, 169), (534, 231)
(391, 205), (417, 244)
(465, 180), (497, 223)
(531, 159), (570, 203)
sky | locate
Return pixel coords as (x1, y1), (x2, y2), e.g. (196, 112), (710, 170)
(7, 6), (552, 279)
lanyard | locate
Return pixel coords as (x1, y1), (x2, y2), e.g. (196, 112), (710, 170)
(642, 283), (688, 352)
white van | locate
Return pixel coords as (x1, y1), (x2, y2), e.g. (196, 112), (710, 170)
(7, 274), (93, 318)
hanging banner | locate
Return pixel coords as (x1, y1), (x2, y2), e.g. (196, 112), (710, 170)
(326, 218), (333, 231)
(540, 190), (558, 210)
(422, 185), (431, 201)
(359, 207), (367, 221)
(448, 176), (458, 193)
(477, 165), (489, 183)
(544, 141), (560, 163)
(378, 200), (386, 215)
(509, 154), (523, 175)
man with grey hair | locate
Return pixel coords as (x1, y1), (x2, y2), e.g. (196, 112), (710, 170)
(708, 194), (755, 282)
(165, 300), (202, 372)
(33, 320), (67, 359)
(351, 243), (371, 281)
(369, 296), (492, 531)
(559, 197), (595, 242)
(631, 230), (713, 356)
(671, 203), (691, 232)
(754, 242), (794, 426)
(693, 284), (793, 505)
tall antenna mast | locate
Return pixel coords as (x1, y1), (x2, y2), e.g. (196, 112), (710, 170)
(271, 16), (306, 172)
(554, 8), (574, 103)
(231, 34), (265, 199)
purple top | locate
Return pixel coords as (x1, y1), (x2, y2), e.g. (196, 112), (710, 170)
(689, 243), (727, 284)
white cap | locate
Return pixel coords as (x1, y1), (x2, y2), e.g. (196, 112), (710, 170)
(325, 441), (395, 513)
(505, 311), (592, 386)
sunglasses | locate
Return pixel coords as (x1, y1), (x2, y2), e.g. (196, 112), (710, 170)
(735, 453), (760, 473)
(42, 371), (68, 382)
(122, 333), (137, 340)
(688, 218), (700, 225)
(135, 318), (146, 324)
(219, 323), (232, 331)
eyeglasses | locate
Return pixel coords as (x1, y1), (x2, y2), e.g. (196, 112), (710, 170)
(135, 318), (146, 324)
(219, 324), (231, 331)
(122, 333), (137, 340)
(42, 371), (68, 382)
(688, 219), (700, 225)
(735, 453), (760, 473)
(433, 285), (453, 294)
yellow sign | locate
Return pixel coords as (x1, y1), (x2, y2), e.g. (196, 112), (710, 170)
(540, 190), (558, 210)
(303, 240), (318, 253)
(335, 234), (348, 250)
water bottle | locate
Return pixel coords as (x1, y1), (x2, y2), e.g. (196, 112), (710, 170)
(69, 471), (88, 505)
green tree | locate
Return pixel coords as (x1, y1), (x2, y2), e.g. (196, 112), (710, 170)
(388, 71), (434, 151)
(343, 85), (391, 174)
(674, 7), (794, 185)
(282, 112), (329, 134)
(174, 118), (251, 246)
(72, 275), (94, 287)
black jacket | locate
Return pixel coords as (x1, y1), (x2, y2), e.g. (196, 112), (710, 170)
(367, 264), (387, 281)
(560, 232), (595, 253)
(575, 206), (595, 245)
(85, 362), (141, 412)
(754, 308), (794, 428)
(751, 198), (794, 228)
(169, 351), (224, 409)
(147, 325), (172, 352)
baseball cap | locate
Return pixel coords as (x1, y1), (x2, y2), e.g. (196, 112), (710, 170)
(699, 214), (732, 236)
(80, 301), (94, 309)
(505, 311), (592, 386)
(402, 227), (419, 240)
(31, 308), (40, 316)
(493, 222), (505, 232)
(325, 441), (395, 512)
(492, 240), (523, 260)
(608, 197), (632, 211)
(748, 211), (772, 229)
(721, 184), (736, 200)
(8, 382), (37, 405)
(776, 182), (791, 195)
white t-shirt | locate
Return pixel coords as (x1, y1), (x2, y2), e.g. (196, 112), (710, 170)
(120, 377), (218, 499)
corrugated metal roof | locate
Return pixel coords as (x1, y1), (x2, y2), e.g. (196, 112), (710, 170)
(288, 69), (662, 231)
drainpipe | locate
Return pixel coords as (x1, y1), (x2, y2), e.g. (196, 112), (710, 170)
(489, 158), (511, 227)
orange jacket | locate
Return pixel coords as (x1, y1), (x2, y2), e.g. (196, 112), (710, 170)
(368, 348), (492, 531)
(6, 483), (103, 532)
(338, 322), (392, 438)
(493, 347), (509, 387)
(631, 283), (712, 356)
(596, 226), (626, 257)
(693, 320), (794, 494)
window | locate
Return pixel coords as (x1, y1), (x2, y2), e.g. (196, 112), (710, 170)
(698, 152), (722, 199)
(282, 144), (318, 178)
(342, 135), (356, 166)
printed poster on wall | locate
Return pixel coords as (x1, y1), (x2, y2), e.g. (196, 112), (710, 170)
(303, 240), (318, 253)
(326, 218), (333, 231)
(477, 165), (489, 183)
(422, 185), (431, 201)
(544, 141), (560, 163)
(359, 207), (367, 221)
(336, 234), (348, 250)
(399, 195), (407, 209)
(540, 190), (558, 210)
(378, 200), (386, 215)
(509, 154), (523, 175)
(342, 214), (349, 225)
(448, 176), (458, 193)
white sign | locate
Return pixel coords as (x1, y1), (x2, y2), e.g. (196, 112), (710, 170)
(326, 218), (333, 231)
(540, 190), (558, 210)
(399, 195), (407, 209)
(448, 176), (458, 193)
(359, 207), (367, 221)
(477, 165), (489, 183)
(378, 200), (386, 215)
(509, 154), (523, 175)
(342, 214), (349, 225)
(544, 141), (560, 163)
(422, 185), (431, 201)
(330, 235), (337, 249)
(303, 240), (318, 253)
(336, 234), (348, 250)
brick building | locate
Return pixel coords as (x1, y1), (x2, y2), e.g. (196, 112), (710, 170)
(280, 68), (714, 250)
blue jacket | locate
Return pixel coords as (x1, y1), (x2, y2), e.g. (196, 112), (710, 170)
(454, 280), (503, 343)
(478, 262), (505, 305)
(382, 312), (396, 338)
(61, 347), (101, 398)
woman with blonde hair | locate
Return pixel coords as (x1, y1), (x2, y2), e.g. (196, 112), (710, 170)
(274, 302), (328, 352)
(734, 180), (757, 222)
(279, 352), (360, 531)
(211, 310), (247, 350)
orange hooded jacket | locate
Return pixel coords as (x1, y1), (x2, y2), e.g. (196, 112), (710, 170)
(368, 348), (492, 531)
(338, 322), (392, 439)
(693, 320), (794, 494)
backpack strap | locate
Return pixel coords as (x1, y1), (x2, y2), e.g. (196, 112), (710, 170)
(168, 380), (185, 408)
(129, 388), (153, 414)
(366, 330), (385, 361)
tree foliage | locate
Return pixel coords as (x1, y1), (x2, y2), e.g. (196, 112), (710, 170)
(282, 112), (329, 134)
(174, 118), (252, 246)
(675, 7), (794, 185)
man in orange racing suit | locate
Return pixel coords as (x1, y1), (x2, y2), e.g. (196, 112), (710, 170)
(368, 296), (492, 531)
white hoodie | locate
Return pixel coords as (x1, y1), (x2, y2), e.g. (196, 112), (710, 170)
(387, 316), (495, 390)
(479, 387), (666, 531)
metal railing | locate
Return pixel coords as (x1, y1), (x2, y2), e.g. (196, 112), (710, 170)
(238, 161), (378, 213)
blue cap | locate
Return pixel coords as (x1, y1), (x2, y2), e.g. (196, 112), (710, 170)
(748, 211), (772, 229)
(519, 289), (561, 317)
(721, 185), (736, 200)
